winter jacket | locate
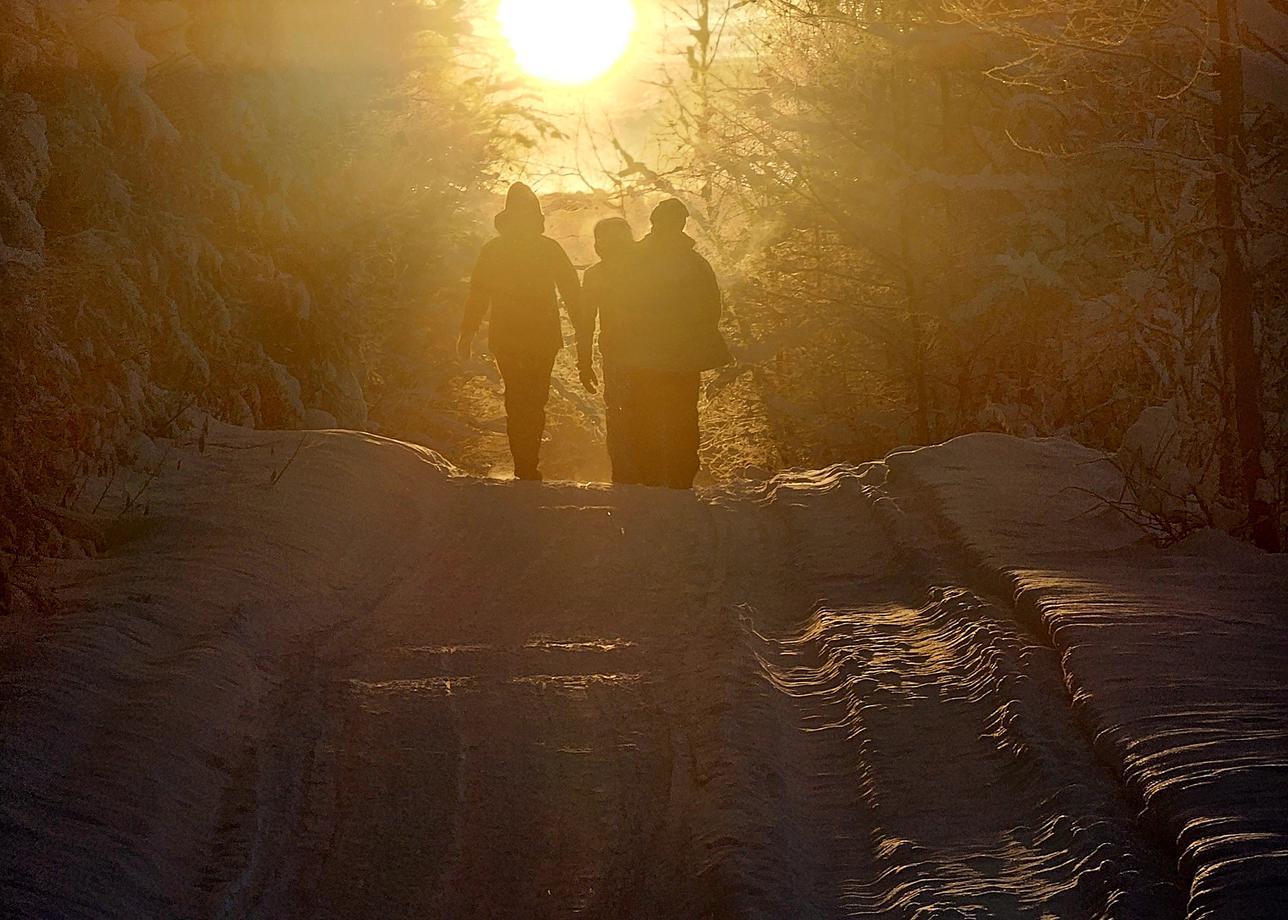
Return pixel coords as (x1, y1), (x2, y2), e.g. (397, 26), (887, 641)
(463, 209), (581, 358)
(624, 230), (732, 373)
(580, 253), (639, 365)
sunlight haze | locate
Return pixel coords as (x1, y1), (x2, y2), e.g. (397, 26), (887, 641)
(497, 0), (637, 84)
(3, 2), (1286, 915)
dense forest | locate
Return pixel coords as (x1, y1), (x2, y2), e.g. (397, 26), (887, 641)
(3, 0), (1285, 596)
(1, 0), (510, 570)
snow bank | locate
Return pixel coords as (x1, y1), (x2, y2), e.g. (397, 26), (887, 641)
(886, 433), (1288, 919)
(0, 422), (460, 916)
(3, 425), (1282, 918)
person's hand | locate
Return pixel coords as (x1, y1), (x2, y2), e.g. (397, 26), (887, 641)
(457, 330), (473, 362)
(579, 363), (599, 394)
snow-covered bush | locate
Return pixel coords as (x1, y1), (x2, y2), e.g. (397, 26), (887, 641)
(1, 0), (503, 571)
(1116, 400), (1239, 540)
(619, 0), (1285, 547)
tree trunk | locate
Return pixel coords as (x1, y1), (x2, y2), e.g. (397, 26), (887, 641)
(1213, 0), (1280, 550)
(910, 311), (931, 444)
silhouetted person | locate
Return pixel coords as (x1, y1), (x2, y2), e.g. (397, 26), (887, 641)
(580, 217), (644, 483)
(459, 183), (581, 481)
(629, 199), (732, 489)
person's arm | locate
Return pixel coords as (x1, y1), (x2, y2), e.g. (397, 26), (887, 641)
(551, 243), (597, 391)
(552, 242), (583, 329)
(697, 257), (722, 323)
(459, 245), (493, 358)
(576, 266), (601, 371)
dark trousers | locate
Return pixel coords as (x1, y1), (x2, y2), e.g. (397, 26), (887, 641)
(608, 365), (700, 489)
(496, 351), (556, 478)
(603, 364), (642, 485)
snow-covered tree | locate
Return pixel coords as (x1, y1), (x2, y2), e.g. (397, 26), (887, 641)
(1, 0), (504, 564)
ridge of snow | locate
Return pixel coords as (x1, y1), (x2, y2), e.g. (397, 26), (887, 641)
(885, 432), (1288, 918)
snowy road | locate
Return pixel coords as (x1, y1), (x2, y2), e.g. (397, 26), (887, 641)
(3, 424), (1284, 918)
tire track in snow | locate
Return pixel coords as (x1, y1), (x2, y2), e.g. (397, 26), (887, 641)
(1, 427), (1194, 918)
(708, 467), (1184, 917)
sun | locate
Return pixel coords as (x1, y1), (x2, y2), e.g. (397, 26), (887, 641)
(497, 0), (637, 85)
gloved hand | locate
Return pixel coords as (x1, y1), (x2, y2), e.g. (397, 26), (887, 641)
(579, 363), (599, 394)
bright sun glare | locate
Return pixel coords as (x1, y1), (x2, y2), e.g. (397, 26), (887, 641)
(497, 0), (637, 85)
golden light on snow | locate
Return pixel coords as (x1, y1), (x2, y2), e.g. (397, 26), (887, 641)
(497, 0), (636, 84)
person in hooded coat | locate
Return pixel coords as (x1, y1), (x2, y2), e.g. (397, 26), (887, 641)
(459, 182), (585, 481)
(579, 217), (643, 483)
(625, 198), (732, 489)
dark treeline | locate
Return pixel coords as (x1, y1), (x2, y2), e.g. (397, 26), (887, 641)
(1, 0), (1284, 585)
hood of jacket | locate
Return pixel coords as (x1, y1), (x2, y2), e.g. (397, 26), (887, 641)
(494, 181), (545, 237)
(494, 207), (545, 237)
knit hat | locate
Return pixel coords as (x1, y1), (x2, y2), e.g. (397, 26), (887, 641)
(650, 197), (689, 231)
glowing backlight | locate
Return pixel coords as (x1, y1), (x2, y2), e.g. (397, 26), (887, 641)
(497, 0), (636, 85)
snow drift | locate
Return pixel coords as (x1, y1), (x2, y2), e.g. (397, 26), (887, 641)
(1, 423), (1284, 918)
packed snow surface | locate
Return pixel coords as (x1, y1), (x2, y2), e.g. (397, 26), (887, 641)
(1, 424), (1284, 918)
